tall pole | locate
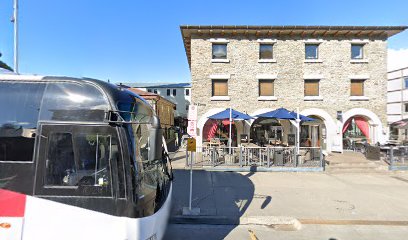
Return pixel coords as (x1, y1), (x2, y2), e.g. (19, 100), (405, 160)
(189, 151), (193, 210)
(296, 107), (300, 155)
(13, 0), (19, 73)
(229, 107), (232, 154)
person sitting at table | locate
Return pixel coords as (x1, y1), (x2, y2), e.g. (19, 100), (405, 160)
(259, 135), (266, 147)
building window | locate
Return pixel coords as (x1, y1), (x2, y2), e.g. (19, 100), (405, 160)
(167, 89), (170, 96)
(186, 105), (189, 111)
(305, 44), (319, 59)
(212, 79), (228, 96)
(351, 44), (363, 59)
(212, 44), (227, 59)
(173, 89), (177, 96)
(404, 78), (408, 89)
(147, 89), (152, 92)
(304, 80), (319, 96)
(186, 89), (190, 96)
(258, 79), (274, 96)
(259, 44), (273, 59)
(153, 89), (157, 94)
(350, 79), (364, 96)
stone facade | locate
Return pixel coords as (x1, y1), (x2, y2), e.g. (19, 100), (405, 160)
(191, 37), (387, 121)
(181, 26), (407, 152)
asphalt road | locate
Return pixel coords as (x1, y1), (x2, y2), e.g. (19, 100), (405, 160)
(164, 223), (408, 240)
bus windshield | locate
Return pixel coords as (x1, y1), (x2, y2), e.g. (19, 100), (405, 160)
(117, 98), (155, 124)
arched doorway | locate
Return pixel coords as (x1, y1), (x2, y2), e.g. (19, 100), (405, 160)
(342, 115), (371, 150)
(300, 108), (337, 152)
(300, 115), (327, 150)
(202, 119), (238, 147)
(250, 118), (283, 146)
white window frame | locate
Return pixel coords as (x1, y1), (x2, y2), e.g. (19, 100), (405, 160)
(349, 76), (369, 101)
(258, 40), (277, 63)
(257, 74), (277, 101)
(210, 39), (230, 63)
(210, 74), (230, 101)
(305, 43), (320, 60)
(350, 43), (366, 61)
(303, 78), (323, 101)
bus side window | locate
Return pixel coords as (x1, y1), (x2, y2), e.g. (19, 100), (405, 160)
(111, 137), (125, 198)
(46, 133), (75, 186)
(74, 134), (111, 195)
(45, 132), (112, 196)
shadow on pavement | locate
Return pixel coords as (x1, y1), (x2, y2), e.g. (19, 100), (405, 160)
(170, 154), (186, 161)
(164, 169), (255, 239)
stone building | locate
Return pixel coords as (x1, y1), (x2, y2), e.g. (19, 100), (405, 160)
(180, 25), (407, 152)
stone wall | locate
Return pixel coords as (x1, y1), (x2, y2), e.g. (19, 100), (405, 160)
(190, 35), (388, 127)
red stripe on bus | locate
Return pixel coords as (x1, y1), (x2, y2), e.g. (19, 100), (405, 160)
(0, 189), (26, 217)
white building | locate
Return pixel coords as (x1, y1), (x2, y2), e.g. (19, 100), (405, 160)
(121, 82), (191, 123)
(387, 66), (408, 140)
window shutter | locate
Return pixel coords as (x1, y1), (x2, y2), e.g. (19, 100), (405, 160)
(351, 80), (364, 96)
(259, 80), (274, 96)
(212, 80), (228, 96)
(304, 80), (319, 96)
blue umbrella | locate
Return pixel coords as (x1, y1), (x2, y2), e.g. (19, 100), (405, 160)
(289, 111), (315, 122)
(256, 107), (294, 119)
(208, 108), (253, 153)
(255, 108), (315, 156)
(209, 108), (253, 120)
(256, 108), (315, 122)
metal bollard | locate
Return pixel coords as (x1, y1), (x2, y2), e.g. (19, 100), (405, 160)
(186, 148), (189, 167)
(320, 147), (324, 169)
(267, 147), (270, 168)
(390, 146), (394, 168)
(239, 146), (243, 167)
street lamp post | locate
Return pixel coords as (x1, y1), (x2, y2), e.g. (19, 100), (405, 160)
(12, 0), (19, 73)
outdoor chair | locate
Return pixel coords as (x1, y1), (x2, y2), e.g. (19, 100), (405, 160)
(274, 150), (284, 166)
(283, 149), (294, 166)
(299, 149), (311, 166)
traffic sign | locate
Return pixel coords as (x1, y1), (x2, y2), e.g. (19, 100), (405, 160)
(187, 138), (196, 152)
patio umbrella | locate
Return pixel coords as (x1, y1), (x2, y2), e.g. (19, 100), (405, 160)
(256, 108), (315, 122)
(289, 111), (315, 122)
(209, 108), (253, 120)
(256, 107), (295, 119)
(208, 108), (253, 153)
(255, 108), (315, 155)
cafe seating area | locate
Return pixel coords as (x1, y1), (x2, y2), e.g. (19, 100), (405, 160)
(195, 138), (323, 169)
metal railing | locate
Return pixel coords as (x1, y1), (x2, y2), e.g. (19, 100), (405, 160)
(384, 146), (408, 170)
(186, 145), (323, 169)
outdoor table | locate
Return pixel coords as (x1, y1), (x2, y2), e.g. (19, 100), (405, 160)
(208, 142), (222, 147)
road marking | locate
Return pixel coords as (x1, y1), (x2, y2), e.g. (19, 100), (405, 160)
(0, 222), (11, 229)
(299, 219), (408, 226)
(248, 229), (259, 240)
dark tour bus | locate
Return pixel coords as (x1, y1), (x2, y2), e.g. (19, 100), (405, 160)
(0, 74), (173, 240)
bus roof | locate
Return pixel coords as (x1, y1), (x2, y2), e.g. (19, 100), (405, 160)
(0, 74), (151, 110)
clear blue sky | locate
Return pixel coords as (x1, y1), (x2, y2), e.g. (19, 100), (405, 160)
(0, 0), (407, 83)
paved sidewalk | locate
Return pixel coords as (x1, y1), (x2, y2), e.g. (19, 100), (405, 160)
(169, 149), (408, 222)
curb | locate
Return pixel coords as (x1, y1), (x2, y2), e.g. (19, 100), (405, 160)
(170, 215), (239, 225)
(170, 215), (302, 230)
